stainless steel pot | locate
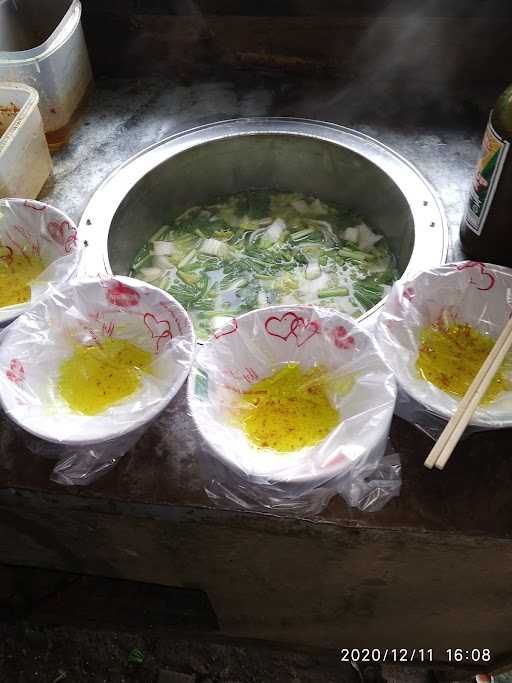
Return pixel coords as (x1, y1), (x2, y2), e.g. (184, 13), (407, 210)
(80, 118), (447, 323)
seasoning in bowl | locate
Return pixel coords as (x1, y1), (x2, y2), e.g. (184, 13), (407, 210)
(58, 338), (153, 415)
(231, 362), (341, 452)
(0, 244), (46, 307)
(416, 322), (511, 405)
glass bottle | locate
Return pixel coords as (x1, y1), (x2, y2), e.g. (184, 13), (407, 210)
(460, 84), (512, 266)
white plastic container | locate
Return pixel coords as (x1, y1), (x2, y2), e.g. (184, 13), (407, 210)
(0, 82), (52, 198)
(188, 305), (397, 512)
(0, 0), (92, 144)
(0, 277), (196, 446)
(376, 262), (512, 429)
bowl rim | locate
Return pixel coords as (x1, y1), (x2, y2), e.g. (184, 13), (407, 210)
(0, 275), (196, 446)
(187, 303), (397, 484)
(379, 261), (512, 428)
(0, 197), (76, 226)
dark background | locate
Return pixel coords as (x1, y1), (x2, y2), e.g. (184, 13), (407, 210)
(79, 0), (512, 86)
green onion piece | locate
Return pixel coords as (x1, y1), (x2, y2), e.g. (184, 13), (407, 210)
(353, 279), (384, 309)
(289, 227), (315, 241)
(132, 252), (152, 270)
(149, 224), (172, 242)
(177, 270), (200, 285)
(179, 261), (203, 272)
(177, 249), (197, 268)
(335, 247), (373, 263)
(318, 287), (349, 298)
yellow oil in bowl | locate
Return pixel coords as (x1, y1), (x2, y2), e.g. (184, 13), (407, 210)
(232, 362), (341, 452)
(58, 338), (153, 415)
(0, 249), (46, 308)
(416, 322), (511, 404)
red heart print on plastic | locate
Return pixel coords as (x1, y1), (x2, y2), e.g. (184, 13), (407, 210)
(6, 359), (24, 385)
(264, 312), (301, 341)
(265, 311), (320, 347)
(265, 311), (320, 348)
(292, 317), (320, 348)
(144, 313), (172, 352)
(105, 280), (141, 307)
(331, 325), (355, 350)
(102, 321), (115, 337)
(456, 261), (495, 291)
(47, 219), (77, 253)
(213, 318), (238, 340)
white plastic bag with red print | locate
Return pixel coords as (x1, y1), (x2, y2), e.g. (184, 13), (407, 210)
(0, 276), (195, 485)
(188, 305), (399, 514)
(376, 261), (512, 437)
(0, 198), (81, 325)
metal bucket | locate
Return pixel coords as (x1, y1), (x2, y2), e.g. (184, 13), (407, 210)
(80, 118), (447, 324)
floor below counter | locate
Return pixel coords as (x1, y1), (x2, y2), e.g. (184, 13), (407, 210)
(0, 563), (491, 683)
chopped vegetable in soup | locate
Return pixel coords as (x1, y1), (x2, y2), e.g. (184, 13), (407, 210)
(131, 191), (398, 339)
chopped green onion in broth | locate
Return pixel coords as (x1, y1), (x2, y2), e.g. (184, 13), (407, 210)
(130, 191), (398, 339)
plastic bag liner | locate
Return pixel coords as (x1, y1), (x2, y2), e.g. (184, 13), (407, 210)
(0, 198), (81, 325)
(188, 305), (399, 514)
(376, 261), (512, 437)
(0, 276), (196, 485)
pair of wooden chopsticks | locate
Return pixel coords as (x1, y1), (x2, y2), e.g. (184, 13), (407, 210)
(424, 315), (512, 470)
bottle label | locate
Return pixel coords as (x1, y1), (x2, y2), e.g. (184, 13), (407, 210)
(463, 113), (509, 236)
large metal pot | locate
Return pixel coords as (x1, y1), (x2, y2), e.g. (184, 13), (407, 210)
(80, 118), (447, 323)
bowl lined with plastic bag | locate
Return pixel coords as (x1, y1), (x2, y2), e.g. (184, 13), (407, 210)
(188, 304), (398, 512)
(0, 198), (81, 326)
(0, 276), (196, 450)
(376, 262), (512, 429)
